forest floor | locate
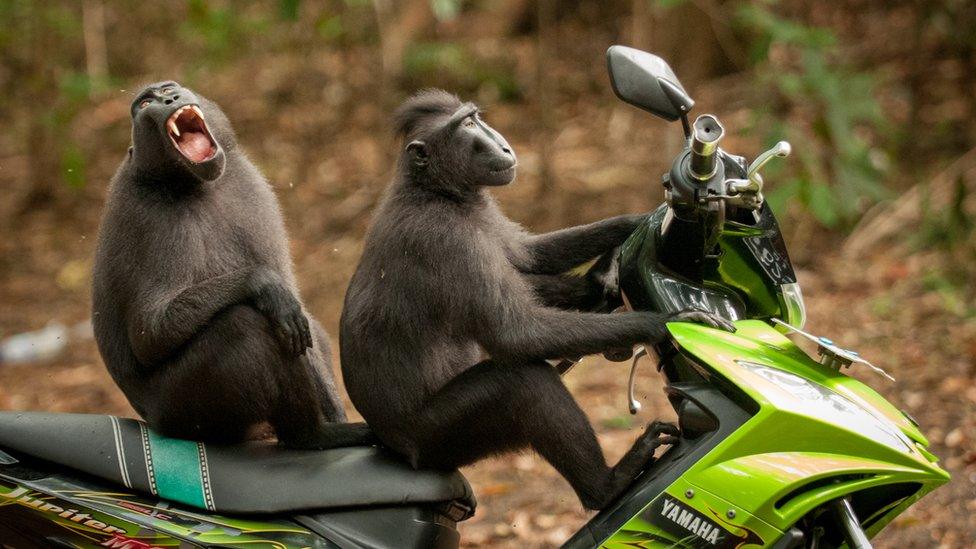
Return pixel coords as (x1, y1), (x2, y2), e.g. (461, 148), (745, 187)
(1, 55), (973, 546)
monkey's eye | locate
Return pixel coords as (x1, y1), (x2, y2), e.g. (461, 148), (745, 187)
(161, 87), (175, 95)
(139, 99), (152, 109)
(463, 118), (476, 128)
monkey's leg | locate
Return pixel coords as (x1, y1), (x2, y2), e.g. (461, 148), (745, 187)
(404, 360), (676, 510)
(146, 304), (367, 448)
(271, 368), (372, 449)
(144, 305), (278, 443)
(306, 318), (347, 423)
(271, 341), (373, 450)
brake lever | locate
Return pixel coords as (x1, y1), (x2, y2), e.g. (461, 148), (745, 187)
(747, 141), (791, 185)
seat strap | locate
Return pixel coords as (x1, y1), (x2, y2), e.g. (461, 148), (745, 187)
(107, 416), (216, 511)
(143, 428), (215, 511)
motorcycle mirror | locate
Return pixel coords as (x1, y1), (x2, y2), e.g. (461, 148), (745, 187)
(606, 45), (694, 122)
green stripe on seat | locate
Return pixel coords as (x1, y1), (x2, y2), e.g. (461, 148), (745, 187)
(146, 430), (207, 509)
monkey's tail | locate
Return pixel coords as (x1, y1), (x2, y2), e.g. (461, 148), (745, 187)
(281, 421), (378, 450)
(321, 421), (378, 448)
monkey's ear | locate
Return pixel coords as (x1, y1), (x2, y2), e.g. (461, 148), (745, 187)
(406, 140), (429, 167)
(127, 146), (133, 157)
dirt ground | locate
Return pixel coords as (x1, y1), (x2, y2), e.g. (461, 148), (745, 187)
(1, 52), (974, 547)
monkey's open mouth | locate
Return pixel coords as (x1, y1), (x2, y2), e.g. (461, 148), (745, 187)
(166, 105), (217, 164)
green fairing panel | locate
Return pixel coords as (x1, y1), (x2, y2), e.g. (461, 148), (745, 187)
(619, 207), (787, 322)
(668, 320), (926, 442)
(712, 230), (781, 318)
(603, 477), (781, 549)
(665, 320), (949, 531)
(0, 474), (329, 548)
(0, 480), (177, 548)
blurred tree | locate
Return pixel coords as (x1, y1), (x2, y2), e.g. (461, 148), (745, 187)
(533, 0), (556, 214)
(0, 1), (94, 210)
(82, 0), (108, 94)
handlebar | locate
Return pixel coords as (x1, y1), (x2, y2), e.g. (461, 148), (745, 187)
(689, 115), (725, 181)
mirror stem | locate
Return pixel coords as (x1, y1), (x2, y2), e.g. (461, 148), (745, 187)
(680, 114), (691, 139)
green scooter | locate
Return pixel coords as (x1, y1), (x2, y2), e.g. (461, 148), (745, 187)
(0, 46), (947, 548)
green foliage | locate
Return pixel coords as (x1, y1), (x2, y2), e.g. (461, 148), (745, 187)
(60, 145), (87, 190)
(0, 2), (103, 192)
(737, 2), (889, 229)
(316, 13), (345, 42)
(919, 177), (973, 247)
(181, 0), (270, 63)
(653, 0), (688, 9)
(403, 42), (468, 75)
(911, 175), (975, 307)
(51, 70), (108, 190)
(403, 42), (521, 101)
(922, 269), (974, 317)
(278, 0), (301, 21)
(430, 0), (463, 22)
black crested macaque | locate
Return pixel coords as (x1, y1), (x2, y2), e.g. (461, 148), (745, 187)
(92, 81), (370, 449)
(340, 89), (735, 510)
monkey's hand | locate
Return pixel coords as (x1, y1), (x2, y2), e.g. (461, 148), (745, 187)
(640, 421), (681, 452)
(250, 269), (312, 356)
(667, 309), (737, 334)
(585, 246), (622, 307)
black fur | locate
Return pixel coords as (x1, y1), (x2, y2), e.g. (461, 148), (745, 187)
(340, 89), (731, 509)
(92, 81), (370, 449)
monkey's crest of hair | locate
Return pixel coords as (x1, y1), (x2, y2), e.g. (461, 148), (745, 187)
(393, 89), (463, 141)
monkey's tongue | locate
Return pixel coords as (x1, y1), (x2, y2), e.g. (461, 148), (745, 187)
(177, 131), (215, 163)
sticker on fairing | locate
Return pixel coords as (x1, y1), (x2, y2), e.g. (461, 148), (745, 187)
(648, 495), (763, 548)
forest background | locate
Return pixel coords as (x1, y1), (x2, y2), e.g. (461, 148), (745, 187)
(1, 0), (974, 546)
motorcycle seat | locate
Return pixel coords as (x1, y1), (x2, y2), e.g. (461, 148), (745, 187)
(0, 411), (475, 516)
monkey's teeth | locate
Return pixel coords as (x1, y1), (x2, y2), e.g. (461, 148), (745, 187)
(189, 105), (205, 119)
(168, 119), (180, 137)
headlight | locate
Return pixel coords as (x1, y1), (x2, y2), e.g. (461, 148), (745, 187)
(778, 282), (806, 329)
(735, 360), (914, 453)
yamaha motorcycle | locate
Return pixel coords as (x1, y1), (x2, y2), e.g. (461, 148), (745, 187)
(0, 46), (948, 548)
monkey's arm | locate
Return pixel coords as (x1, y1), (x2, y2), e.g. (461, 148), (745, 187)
(477, 301), (668, 363)
(471, 240), (731, 361)
(466, 249), (658, 361)
(525, 273), (595, 310)
(128, 268), (310, 366)
(527, 239), (623, 311)
(524, 273), (612, 311)
(477, 297), (734, 363)
(521, 214), (645, 274)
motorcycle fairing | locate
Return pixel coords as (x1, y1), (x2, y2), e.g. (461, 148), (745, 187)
(0, 472), (328, 548)
(662, 320), (948, 534)
(602, 476), (776, 549)
(669, 321), (928, 447)
(588, 320), (948, 547)
(562, 384), (756, 548)
(619, 204), (800, 325)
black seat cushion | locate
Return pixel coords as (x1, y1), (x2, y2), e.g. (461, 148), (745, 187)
(0, 412), (475, 515)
